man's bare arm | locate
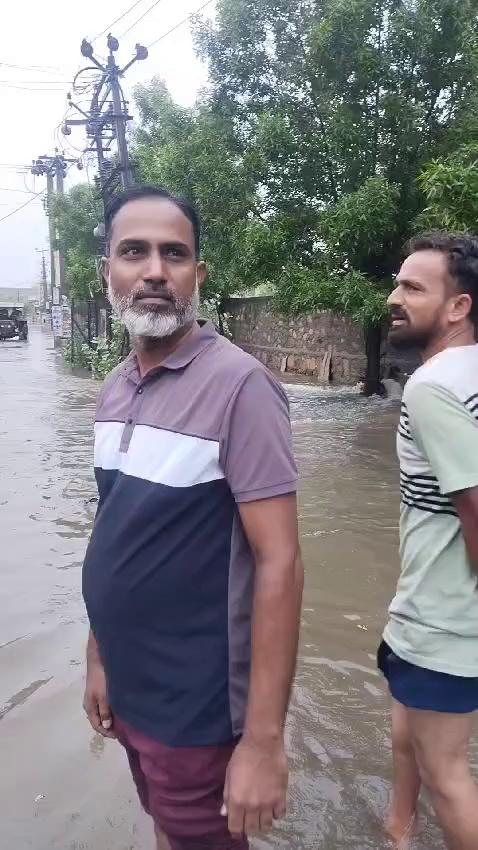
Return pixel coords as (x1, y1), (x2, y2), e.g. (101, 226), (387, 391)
(452, 486), (478, 574)
(240, 493), (303, 742)
(223, 493), (303, 837)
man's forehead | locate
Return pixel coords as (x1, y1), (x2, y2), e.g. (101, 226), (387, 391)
(398, 250), (448, 282)
(111, 197), (194, 244)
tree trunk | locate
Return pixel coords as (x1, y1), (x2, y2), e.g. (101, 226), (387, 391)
(363, 322), (383, 396)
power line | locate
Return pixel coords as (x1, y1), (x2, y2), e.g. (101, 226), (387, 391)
(0, 187), (38, 194)
(0, 61), (70, 76)
(0, 83), (67, 91)
(122, 0), (164, 37)
(0, 191), (45, 224)
(93, 0), (148, 41)
(0, 79), (67, 85)
(147, 0), (214, 50)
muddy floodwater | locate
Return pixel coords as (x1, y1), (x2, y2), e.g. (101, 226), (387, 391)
(0, 326), (476, 850)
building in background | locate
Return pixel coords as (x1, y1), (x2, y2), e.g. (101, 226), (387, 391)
(0, 286), (40, 308)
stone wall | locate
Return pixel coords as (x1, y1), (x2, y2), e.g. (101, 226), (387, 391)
(224, 296), (367, 385)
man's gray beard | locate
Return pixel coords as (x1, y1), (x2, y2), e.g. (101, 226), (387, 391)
(108, 282), (199, 339)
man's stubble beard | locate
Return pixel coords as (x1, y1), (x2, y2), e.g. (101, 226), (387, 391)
(108, 281), (200, 340)
(388, 326), (433, 351)
(388, 310), (442, 353)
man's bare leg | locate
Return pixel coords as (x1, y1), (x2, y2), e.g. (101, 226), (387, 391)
(409, 708), (478, 850)
(386, 699), (421, 846)
(155, 824), (170, 850)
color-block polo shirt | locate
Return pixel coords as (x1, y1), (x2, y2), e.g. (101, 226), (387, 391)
(82, 321), (297, 746)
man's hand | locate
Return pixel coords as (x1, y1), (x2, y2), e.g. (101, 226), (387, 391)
(83, 657), (116, 738)
(223, 737), (288, 837)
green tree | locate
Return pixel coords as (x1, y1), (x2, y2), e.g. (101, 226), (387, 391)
(133, 80), (278, 306)
(51, 185), (103, 299)
(195, 0), (478, 390)
(417, 144), (478, 233)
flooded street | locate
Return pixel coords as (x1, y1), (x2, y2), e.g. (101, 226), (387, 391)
(0, 327), (475, 849)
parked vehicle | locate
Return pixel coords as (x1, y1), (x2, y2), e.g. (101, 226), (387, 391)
(0, 304), (28, 340)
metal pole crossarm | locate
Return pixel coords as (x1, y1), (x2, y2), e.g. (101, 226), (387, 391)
(67, 98), (91, 120)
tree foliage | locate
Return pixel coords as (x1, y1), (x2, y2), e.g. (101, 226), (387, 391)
(51, 185), (103, 300)
(417, 144), (478, 233)
(194, 0), (478, 317)
(133, 80), (268, 300)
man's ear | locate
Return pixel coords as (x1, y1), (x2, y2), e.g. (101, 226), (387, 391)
(101, 256), (110, 289)
(196, 261), (207, 289)
(450, 292), (473, 325)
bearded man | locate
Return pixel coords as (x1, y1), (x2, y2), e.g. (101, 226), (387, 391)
(380, 233), (478, 850)
(81, 186), (303, 850)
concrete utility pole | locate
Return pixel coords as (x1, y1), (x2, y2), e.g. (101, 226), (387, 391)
(64, 35), (147, 204)
(36, 248), (49, 308)
(31, 152), (82, 304)
(61, 35), (148, 341)
(46, 169), (56, 303)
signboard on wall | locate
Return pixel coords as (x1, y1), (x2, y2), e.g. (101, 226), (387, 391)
(61, 305), (71, 339)
(51, 305), (62, 337)
(51, 305), (71, 339)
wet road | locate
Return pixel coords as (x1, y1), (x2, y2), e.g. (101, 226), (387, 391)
(0, 327), (475, 850)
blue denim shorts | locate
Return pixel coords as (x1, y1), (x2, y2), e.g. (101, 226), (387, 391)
(378, 641), (478, 714)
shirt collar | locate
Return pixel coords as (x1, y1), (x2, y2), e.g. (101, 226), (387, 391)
(121, 320), (218, 383)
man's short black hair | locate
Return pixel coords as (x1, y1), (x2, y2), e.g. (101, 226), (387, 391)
(104, 185), (201, 257)
(406, 231), (478, 326)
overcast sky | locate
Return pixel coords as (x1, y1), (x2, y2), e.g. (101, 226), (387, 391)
(0, 0), (215, 289)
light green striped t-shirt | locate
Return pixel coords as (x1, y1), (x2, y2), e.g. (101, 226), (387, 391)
(384, 344), (478, 677)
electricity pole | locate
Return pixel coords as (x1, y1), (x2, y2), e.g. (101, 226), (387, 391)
(64, 35), (147, 204)
(36, 248), (49, 308)
(46, 169), (56, 303)
(61, 35), (147, 342)
(109, 54), (134, 189)
(31, 151), (82, 304)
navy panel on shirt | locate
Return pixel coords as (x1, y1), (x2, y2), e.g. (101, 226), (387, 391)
(83, 468), (236, 745)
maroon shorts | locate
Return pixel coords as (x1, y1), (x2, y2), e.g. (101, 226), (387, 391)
(115, 717), (249, 850)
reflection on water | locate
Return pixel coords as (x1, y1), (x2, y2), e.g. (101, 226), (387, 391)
(0, 328), (475, 849)
(0, 329), (96, 645)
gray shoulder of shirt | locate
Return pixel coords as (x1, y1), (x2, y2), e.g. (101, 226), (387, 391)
(95, 356), (131, 412)
(204, 335), (288, 402)
(404, 346), (478, 404)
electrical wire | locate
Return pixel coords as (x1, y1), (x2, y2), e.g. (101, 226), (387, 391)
(72, 66), (103, 92)
(0, 79), (69, 85)
(147, 0), (214, 49)
(0, 191), (45, 224)
(0, 61), (70, 76)
(23, 171), (37, 194)
(93, 0), (148, 41)
(0, 186), (38, 194)
(121, 0), (164, 37)
(0, 83), (67, 91)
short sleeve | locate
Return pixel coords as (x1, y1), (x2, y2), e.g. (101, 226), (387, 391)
(406, 381), (478, 494)
(220, 368), (298, 503)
